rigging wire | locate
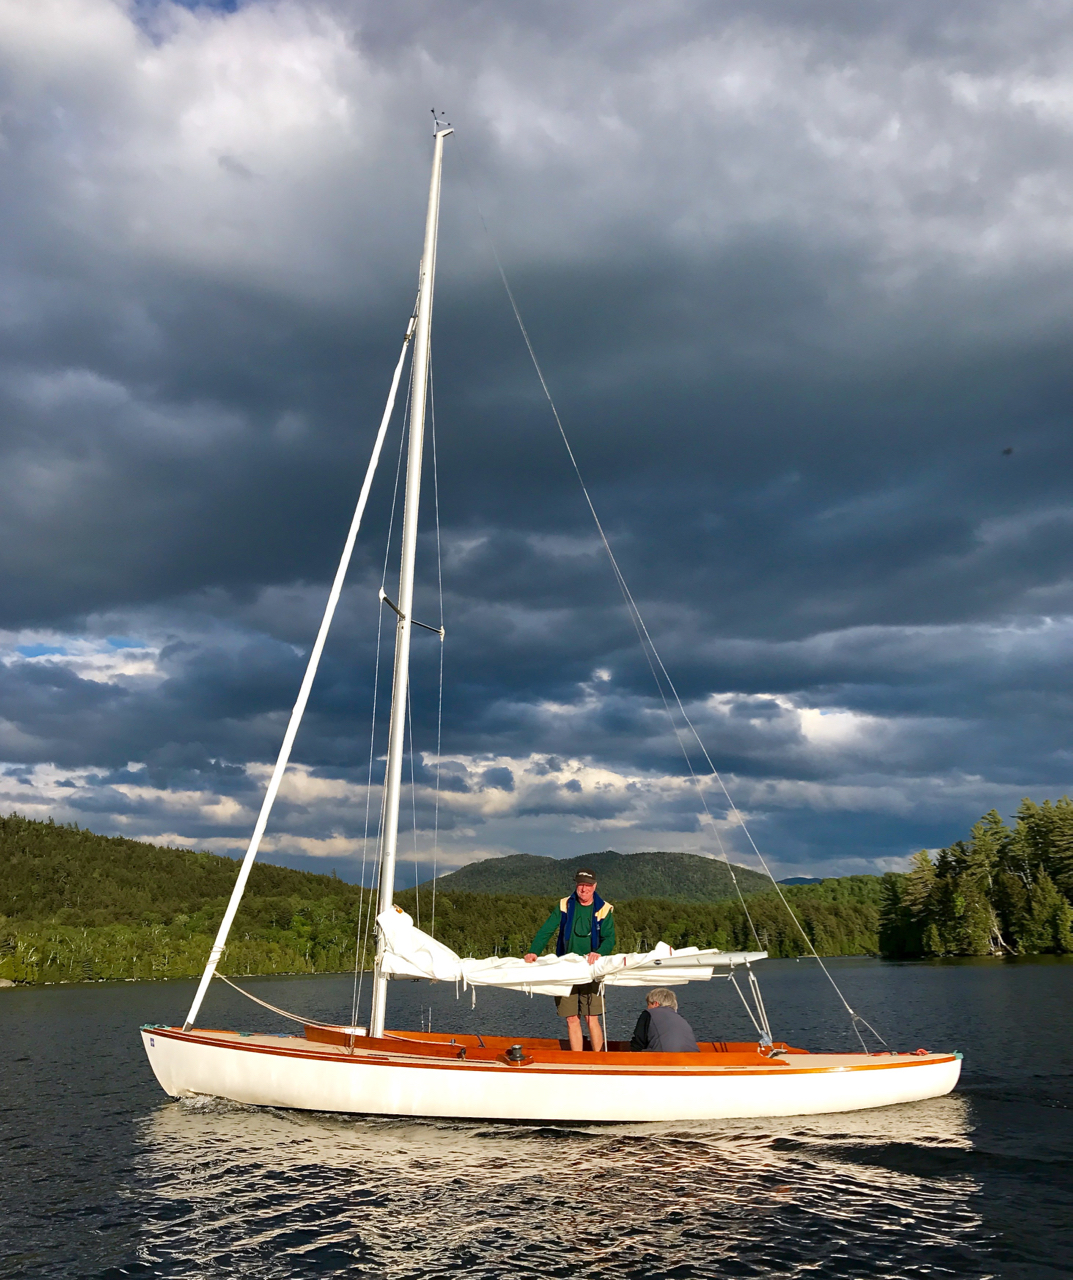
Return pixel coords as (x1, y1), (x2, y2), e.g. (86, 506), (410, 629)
(351, 359), (413, 1024)
(747, 963), (774, 1045)
(659, 686), (886, 1048)
(406, 681), (421, 928)
(185, 312), (415, 1032)
(399, 351), (446, 937)
(360, 774), (391, 1021)
(429, 360), (445, 940)
(462, 162), (885, 1052)
(221, 972), (355, 1030)
(350, 576), (384, 1025)
(627, 627), (764, 950)
(727, 971), (765, 1039)
(352, 361), (414, 1025)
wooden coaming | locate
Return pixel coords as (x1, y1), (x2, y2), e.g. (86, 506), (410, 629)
(147, 1025), (957, 1078)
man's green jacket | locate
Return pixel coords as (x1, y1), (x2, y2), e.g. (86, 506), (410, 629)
(529, 896), (616, 957)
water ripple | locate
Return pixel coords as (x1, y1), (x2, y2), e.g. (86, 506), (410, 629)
(122, 1096), (992, 1279)
(5, 961), (1072, 1279)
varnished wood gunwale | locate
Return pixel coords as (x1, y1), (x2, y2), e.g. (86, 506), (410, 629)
(146, 1026), (957, 1078)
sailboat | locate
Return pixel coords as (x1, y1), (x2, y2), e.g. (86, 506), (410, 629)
(141, 123), (962, 1122)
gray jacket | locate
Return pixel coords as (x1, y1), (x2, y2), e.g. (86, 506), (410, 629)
(630, 1005), (699, 1052)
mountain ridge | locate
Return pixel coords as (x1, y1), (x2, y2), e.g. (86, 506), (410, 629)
(424, 849), (775, 904)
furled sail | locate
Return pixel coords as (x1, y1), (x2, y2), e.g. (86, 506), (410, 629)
(377, 908), (767, 997)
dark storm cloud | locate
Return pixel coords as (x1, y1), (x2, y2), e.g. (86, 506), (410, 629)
(2, 0), (1073, 875)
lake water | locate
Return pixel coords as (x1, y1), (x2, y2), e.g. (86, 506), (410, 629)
(1, 957), (1070, 1279)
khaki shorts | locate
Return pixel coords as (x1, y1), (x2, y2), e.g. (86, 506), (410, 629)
(555, 981), (604, 1018)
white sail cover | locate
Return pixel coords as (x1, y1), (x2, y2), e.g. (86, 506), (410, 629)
(377, 908), (766, 997)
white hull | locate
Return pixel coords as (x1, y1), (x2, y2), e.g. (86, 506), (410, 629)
(142, 1029), (962, 1123)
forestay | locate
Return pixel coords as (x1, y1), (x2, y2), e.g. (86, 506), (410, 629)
(377, 907), (767, 997)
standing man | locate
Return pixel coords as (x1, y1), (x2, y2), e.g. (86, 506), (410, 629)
(524, 868), (615, 1051)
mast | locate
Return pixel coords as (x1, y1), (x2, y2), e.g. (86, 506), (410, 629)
(369, 124), (452, 1038)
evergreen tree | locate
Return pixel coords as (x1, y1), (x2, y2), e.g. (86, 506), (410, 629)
(953, 819), (1008, 954)
(903, 849), (936, 912)
(903, 850), (942, 953)
(1013, 797), (1073, 899)
(879, 872), (918, 957)
(1016, 872), (1073, 954)
(876, 801), (1073, 958)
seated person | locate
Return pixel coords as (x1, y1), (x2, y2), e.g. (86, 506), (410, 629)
(630, 987), (700, 1053)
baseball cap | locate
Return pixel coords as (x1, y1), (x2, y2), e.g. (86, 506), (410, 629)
(574, 868), (597, 885)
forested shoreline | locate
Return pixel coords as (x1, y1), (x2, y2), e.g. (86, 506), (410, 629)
(879, 799), (1073, 958)
(0, 876), (883, 985)
(0, 813), (881, 983)
(2, 802), (1071, 985)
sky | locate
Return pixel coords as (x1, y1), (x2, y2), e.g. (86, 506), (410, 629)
(2, 0), (1073, 886)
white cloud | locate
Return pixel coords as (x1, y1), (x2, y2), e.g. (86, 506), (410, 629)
(0, 630), (162, 683)
(5, 0), (1073, 310)
(2, 2), (1073, 881)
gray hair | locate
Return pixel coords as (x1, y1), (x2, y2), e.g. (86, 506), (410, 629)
(646, 987), (678, 1010)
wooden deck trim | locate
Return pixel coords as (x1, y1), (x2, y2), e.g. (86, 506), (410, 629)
(145, 1027), (957, 1079)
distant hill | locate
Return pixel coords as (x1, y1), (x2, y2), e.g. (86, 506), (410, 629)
(0, 811), (375, 985)
(779, 876), (824, 885)
(424, 850), (774, 903)
(0, 812), (368, 925)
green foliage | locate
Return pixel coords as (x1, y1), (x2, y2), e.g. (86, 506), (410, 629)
(0, 812), (378, 985)
(0, 812), (372, 926)
(396, 876), (885, 962)
(0, 812), (891, 984)
(878, 800), (1073, 958)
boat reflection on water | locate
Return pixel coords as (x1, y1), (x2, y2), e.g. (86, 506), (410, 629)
(134, 1094), (985, 1278)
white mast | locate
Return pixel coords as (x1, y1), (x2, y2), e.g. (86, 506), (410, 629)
(369, 124), (452, 1038)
